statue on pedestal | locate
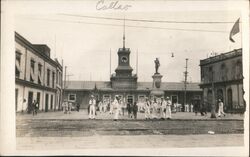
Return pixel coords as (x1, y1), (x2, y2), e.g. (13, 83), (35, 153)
(154, 58), (160, 74)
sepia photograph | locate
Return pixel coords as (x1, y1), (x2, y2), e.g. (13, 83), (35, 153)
(0, 0), (249, 156)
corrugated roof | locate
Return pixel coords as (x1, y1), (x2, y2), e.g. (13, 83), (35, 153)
(65, 81), (202, 91)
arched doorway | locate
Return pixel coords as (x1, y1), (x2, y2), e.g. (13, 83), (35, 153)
(227, 88), (233, 111)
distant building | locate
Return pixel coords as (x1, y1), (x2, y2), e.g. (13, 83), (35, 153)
(199, 48), (245, 113)
(15, 32), (63, 113)
(64, 43), (202, 109)
(64, 81), (202, 109)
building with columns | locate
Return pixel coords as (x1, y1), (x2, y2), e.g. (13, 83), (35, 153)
(15, 32), (63, 113)
(199, 48), (245, 113)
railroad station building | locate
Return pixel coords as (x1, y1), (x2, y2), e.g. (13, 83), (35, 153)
(64, 43), (202, 109)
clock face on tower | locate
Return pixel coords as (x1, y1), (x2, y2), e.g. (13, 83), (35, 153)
(121, 56), (128, 63)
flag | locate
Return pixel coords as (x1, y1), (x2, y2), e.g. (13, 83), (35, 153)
(229, 18), (240, 42)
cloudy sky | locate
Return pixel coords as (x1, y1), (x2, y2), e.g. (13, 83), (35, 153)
(12, 0), (244, 82)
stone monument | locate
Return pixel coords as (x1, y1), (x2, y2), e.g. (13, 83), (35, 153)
(150, 58), (164, 98)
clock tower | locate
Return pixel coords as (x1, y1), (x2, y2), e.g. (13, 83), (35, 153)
(110, 18), (137, 89)
(115, 47), (133, 77)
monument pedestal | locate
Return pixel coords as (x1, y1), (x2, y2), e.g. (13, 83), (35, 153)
(150, 73), (164, 98)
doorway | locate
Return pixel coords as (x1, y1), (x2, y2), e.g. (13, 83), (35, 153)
(37, 92), (41, 110)
(28, 91), (33, 113)
(50, 95), (53, 110)
(45, 94), (49, 112)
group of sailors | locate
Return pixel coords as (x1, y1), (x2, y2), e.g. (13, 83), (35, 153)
(62, 96), (226, 119)
(88, 95), (173, 120)
(62, 101), (80, 114)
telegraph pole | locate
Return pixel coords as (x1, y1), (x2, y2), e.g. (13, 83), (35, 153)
(60, 59), (64, 111)
(136, 49), (138, 75)
(110, 48), (111, 77)
(184, 58), (188, 110)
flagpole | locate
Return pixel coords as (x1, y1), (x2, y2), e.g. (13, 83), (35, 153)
(240, 18), (242, 49)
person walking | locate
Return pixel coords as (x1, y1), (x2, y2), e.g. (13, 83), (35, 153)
(89, 95), (96, 119)
(98, 100), (103, 113)
(166, 97), (172, 119)
(62, 100), (68, 114)
(35, 100), (39, 114)
(190, 103), (194, 112)
(23, 99), (27, 113)
(152, 98), (158, 119)
(32, 100), (38, 116)
(132, 101), (138, 119)
(193, 99), (199, 116)
(127, 101), (132, 118)
(161, 98), (167, 119)
(200, 101), (207, 116)
(217, 99), (226, 117)
(185, 103), (189, 112)
(68, 102), (72, 114)
(121, 98), (126, 116)
(113, 95), (120, 121)
(109, 98), (114, 114)
(76, 103), (80, 112)
(157, 99), (162, 118)
(103, 99), (107, 113)
(203, 101), (208, 116)
(144, 97), (151, 119)
(118, 99), (122, 115)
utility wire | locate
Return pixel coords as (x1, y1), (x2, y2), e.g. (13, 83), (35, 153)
(24, 17), (229, 33)
(59, 13), (236, 24)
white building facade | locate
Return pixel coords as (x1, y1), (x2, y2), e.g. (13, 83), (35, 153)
(15, 32), (63, 113)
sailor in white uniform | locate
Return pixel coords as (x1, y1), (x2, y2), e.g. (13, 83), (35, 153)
(144, 97), (151, 119)
(166, 97), (172, 119)
(89, 95), (96, 119)
(113, 95), (120, 121)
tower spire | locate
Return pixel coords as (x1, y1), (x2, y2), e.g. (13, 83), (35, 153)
(123, 16), (125, 49)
